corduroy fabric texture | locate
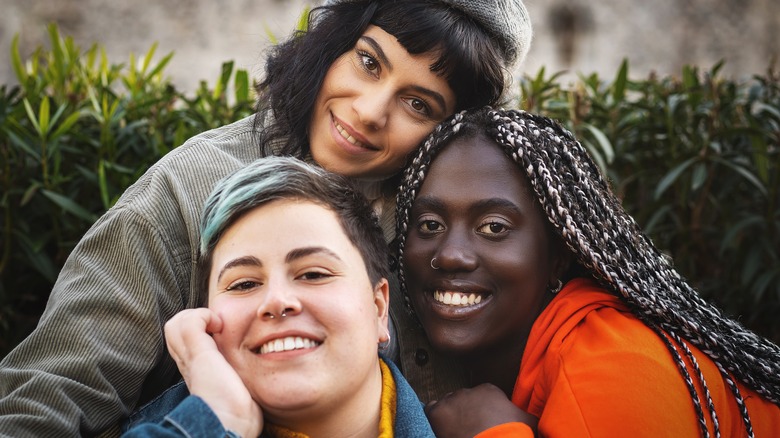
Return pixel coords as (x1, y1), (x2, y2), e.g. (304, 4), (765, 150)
(0, 115), (411, 436)
(327, 0), (532, 66)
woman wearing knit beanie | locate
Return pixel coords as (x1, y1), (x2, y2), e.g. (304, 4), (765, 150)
(0, 1), (531, 436)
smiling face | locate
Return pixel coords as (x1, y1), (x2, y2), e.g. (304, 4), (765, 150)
(207, 199), (389, 428)
(403, 133), (567, 363)
(309, 25), (456, 180)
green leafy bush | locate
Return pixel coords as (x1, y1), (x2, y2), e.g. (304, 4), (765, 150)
(0, 25), (256, 354)
(519, 61), (780, 340)
(1, 26), (778, 357)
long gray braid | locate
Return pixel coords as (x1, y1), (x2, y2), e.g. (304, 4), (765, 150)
(394, 107), (780, 437)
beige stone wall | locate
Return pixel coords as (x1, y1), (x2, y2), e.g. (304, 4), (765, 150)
(524, 0), (779, 85)
(1, 0), (312, 92)
(1, 0), (777, 93)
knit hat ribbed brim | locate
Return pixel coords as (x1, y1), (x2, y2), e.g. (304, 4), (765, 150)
(325, 0), (532, 67)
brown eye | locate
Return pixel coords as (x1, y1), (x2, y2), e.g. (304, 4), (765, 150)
(226, 280), (260, 291)
(403, 97), (432, 117)
(298, 271), (332, 281)
(477, 222), (509, 235)
(419, 220), (443, 233)
(361, 53), (379, 72)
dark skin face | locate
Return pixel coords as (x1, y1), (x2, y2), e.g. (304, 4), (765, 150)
(403, 133), (569, 396)
(403, 132), (571, 436)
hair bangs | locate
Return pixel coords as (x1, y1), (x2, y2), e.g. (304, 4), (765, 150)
(373, 2), (507, 109)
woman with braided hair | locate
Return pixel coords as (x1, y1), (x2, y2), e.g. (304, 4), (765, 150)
(394, 107), (780, 437)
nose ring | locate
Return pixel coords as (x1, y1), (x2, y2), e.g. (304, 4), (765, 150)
(281, 312), (287, 317)
(430, 257), (440, 270)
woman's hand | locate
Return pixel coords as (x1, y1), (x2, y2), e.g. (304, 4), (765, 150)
(165, 308), (263, 437)
(424, 383), (538, 437)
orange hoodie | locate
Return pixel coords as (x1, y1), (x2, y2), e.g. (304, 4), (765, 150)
(477, 278), (780, 437)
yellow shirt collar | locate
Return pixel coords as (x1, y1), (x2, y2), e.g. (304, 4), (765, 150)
(264, 359), (396, 438)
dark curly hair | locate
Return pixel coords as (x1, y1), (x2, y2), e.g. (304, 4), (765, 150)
(395, 107), (780, 438)
(252, 0), (509, 160)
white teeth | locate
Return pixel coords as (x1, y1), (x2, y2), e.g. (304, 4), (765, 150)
(258, 336), (320, 354)
(434, 291), (483, 307)
(334, 121), (366, 148)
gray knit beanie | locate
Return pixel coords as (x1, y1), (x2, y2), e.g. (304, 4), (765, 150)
(324, 0), (533, 66)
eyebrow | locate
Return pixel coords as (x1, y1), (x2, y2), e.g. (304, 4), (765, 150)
(413, 196), (523, 215)
(286, 246), (343, 264)
(361, 36), (392, 70)
(360, 36), (448, 113)
(217, 255), (262, 283)
(471, 198), (524, 215)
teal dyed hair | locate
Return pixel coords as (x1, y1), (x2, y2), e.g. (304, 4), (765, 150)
(197, 157), (390, 303)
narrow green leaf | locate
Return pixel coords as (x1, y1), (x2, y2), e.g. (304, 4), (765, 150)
(234, 69), (249, 103)
(709, 60), (725, 78)
(23, 99), (42, 136)
(264, 23), (279, 45)
(682, 65), (698, 89)
(10, 35), (28, 84)
(51, 111), (82, 140)
(141, 42), (158, 76)
(85, 43), (98, 72)
(48, 101), (68, 129)
(41, 189), (97, 222)
(127, 52), (138, 90)
(98, 160), (110, 209)
(38, 96), (51, 137)
(582, 123), (615, 164)
(14, 232), (58, 282)
(654, 157), (697, 200)
(752, 102), (780, 121)
(20, 182), (41, 206)
(47, 24), (65, 87)
(5, 128), (40, 161)
(296, 6), (311, 32)
(147, 52), (174, 80)
(644, 204), (674, 235)
(581, 139), (607, 174)
(612, 59), (628, 102)
(100, 49), (110, 87)
(690, 162), (707, 191)
(712, 157), (768, 197)
(213, 61), (234, 100)
(749, 135), (769, 184)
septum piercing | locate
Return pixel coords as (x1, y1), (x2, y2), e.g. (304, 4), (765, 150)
(430, 257), (440, 270)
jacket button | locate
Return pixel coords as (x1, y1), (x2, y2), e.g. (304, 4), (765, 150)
(414, 348), (429, 366)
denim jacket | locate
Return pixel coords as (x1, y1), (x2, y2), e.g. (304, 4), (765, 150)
(121, 357), (434, 437)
